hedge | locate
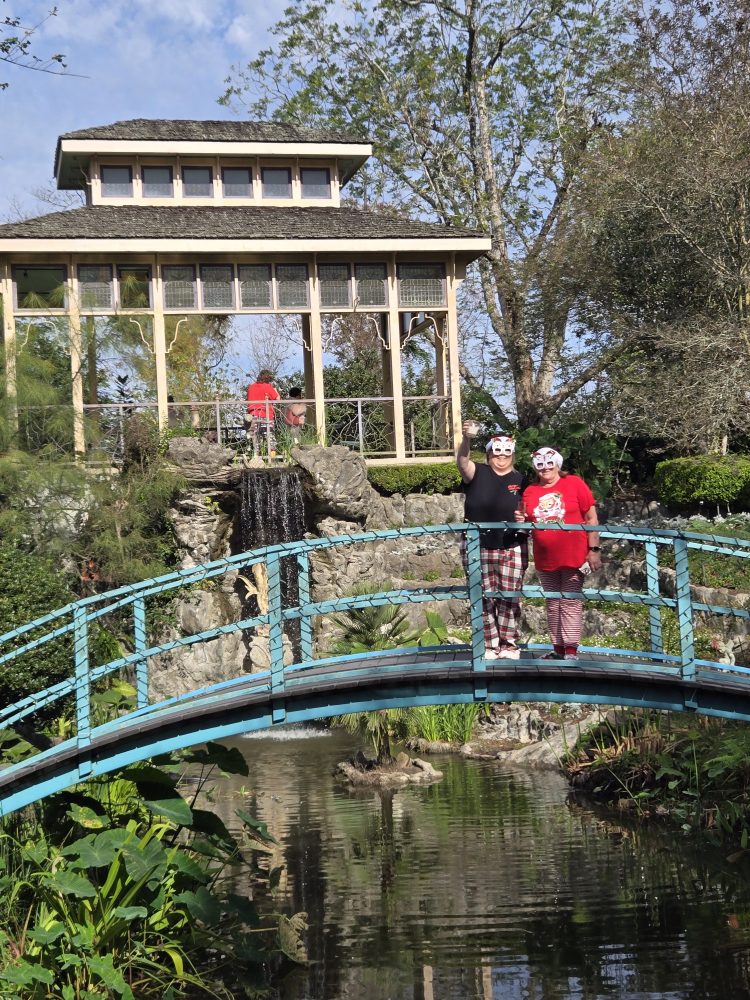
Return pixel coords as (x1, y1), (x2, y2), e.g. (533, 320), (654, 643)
(654, 455), (750, 509)
(368, 461), (466, 495)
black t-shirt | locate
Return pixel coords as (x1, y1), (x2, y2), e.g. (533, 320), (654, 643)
(463, 464), (527, 549)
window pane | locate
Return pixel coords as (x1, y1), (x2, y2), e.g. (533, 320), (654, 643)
(222, 167), (252, 198)
(319, 263), (350, 307)
(163, 265), (196, 308)
(201, 265), (234, 308)
(398, 263), (446, 306)
(355, 263), (388, 307)
(276, 264), (309, 307)
(14, 266), (67, 308)
(262, 167), (292, 199)
(301, 168), (330, 199)
(78, 265), (113, 309)
(182, 167), (213, 197)
(142, 166), (173, 197)
(118, 267), (150, 308)
(239, 265), (272, 308)
(101, 166), (132, 198)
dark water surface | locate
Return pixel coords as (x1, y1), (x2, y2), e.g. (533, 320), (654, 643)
(214, 729), (750, 999)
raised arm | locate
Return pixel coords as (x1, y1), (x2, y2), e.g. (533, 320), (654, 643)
(456, 421), (476, 483)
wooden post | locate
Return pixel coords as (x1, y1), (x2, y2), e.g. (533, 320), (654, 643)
(152, 258), (169, 432)
(446, 254), (463, 451)
(0, 264), (17, 434)
(434, 313), (450, 449)
(67, 264), (86, 457)
(306, 269), (326, 444)
(386, 256), (406, 461)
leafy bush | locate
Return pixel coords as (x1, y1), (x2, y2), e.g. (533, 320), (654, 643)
(0, 743), (306, 998)
(654, 454), (750, 509)
(0, 542), (78, 706)
(368, 462), (464, 495)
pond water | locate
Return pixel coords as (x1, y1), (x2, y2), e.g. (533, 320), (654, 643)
(214, 728), (750, 1000)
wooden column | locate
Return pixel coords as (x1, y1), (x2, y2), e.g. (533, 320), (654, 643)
(446, 254), (463, 451)
(386, 256), (406, 461)
(434, 313), (450, 449)
(0, 263), (17, 434)
(152, 258), (169, 432)
(67, 264), (85, 457)
(306, 268), (326, 443)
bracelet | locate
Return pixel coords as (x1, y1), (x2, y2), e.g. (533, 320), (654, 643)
(588, 546), (601, 552)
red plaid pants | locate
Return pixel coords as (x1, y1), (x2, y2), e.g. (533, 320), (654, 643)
(461, 539), (529, 648)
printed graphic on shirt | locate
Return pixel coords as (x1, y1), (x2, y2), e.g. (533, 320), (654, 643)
(507, 484), (521, 493)
(533, 492), (565, 522)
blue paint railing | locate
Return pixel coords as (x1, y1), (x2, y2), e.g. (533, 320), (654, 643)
(1, 522), (750, 752)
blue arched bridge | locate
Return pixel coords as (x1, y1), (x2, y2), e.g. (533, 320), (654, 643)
(0, 522), (749, 816)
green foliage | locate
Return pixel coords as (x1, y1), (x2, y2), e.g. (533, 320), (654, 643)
(0, 744), (305, 998)
(368, 462), (463, 496)
(565, 712), (750, 842)
(406, 704), (481, 745)
(654, 455), (750, 509)
(659, 518), (750, 593)
(0, 541), (76, 706)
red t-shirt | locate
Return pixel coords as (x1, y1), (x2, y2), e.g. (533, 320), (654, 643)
(522, 475), (596, 571)
(246, 381), (280, 419)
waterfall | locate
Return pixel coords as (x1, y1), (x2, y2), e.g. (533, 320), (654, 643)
(239, 469), (307, 648)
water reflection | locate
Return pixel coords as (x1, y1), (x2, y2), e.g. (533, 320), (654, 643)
(207, 727), (750, 999)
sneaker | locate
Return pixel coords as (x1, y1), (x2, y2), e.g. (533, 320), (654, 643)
(564, 653), (579, 661)
(497, 644), (520, 660)
(484, 648), (500, 660)
(564, 646), (578, 661)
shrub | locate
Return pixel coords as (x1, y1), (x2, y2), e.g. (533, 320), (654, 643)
(654, 455), (750, 509)
(368, 461), (464, 495)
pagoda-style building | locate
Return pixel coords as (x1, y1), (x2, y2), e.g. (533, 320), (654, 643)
(0, 119), (490, 462)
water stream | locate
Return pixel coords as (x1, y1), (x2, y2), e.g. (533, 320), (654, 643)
(206, 730), (750, 999)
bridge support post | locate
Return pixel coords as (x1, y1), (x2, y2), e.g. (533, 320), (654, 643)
(465, 525), (487, 700)
(73, 606), (92, 776)
(133, 597), (149, 709)
(645, 542), (663, 655)
(674, 537), (695, 681)
(268, 554), (286, 723)
(297, 553), (313, 662)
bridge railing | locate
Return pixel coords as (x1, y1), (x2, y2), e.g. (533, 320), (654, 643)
(1, 523), (749, 758)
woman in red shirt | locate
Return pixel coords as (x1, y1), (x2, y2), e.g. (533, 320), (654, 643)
(516, 448), (602, 661)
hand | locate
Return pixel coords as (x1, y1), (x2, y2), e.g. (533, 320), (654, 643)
(587, 550), (603, 572)
(513, 508), (525, 522)
(461, 419), (472, 438)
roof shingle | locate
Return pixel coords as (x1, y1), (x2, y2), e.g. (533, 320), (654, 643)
(0, 205), (486, 242)
(59, 118), (368, 145)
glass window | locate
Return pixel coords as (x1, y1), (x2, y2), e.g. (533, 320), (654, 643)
(398, 263), (446, 307)
(262, 167), (292, 199)
(355, 263), (388, 307)
(118, 267), (151, 308)
(318, 263), (350, 308)
(142, 166), (173, 198)
(14, 266), (67, 309)
(276, 264), (309, 308)
(222, 167), (253, 198)
(200, 265), (234, 309)
(163, 265), (196, 308)
(301, 167), (331, 199)
(182, 167), (213, 198)
(101, 165), (133, 198)
(239, 265), (272, 308)
(78, 265), (113, 309)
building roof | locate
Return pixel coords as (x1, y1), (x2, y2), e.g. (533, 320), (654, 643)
(0, 205), (488, 253)
(58, 118), (368, 145)
(55, 119), (373, 190)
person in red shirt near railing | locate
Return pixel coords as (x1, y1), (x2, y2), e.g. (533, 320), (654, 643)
(516, 447), (602, 662)
(246, 369), (280, 457)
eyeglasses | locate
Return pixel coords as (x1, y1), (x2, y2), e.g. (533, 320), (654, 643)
(533, 457), (558, 470)
(489, 445), (515, 457)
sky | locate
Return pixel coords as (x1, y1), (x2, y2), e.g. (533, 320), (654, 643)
(0, 0), (289, 221)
